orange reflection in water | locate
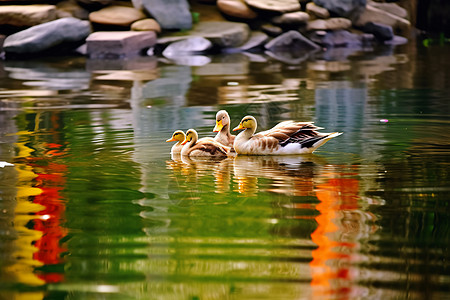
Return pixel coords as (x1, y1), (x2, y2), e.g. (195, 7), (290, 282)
(28, 143), (68, 283)
(310, 171), (367, 298)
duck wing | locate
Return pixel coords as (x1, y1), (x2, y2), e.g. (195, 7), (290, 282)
(189, 140), (229, 156)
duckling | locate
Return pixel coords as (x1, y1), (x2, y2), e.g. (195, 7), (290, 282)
(166, 130), (186, 155)
(232, 116), (342, 155)
(181, 129), (230, 157)
(213, 110), (235, 147)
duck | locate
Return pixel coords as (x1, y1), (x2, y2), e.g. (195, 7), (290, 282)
(213, 110), (235, 147)
(232, 116), (342, 155)
(166, 130), (186, 155)
(181, 129), (230, 157)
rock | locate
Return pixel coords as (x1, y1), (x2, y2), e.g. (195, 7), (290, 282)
(89, 6), (146, 27)
(313, 0), (366, 19)
(354, 4), (411, 33)
(56, 0), (90, 20)
(360, 22), (393, 41)
(245, 0), (300, 14)
(3, 17), (91, 54)
(261, 23), (283, 37)
(86, 31), (157, 59)
(217, 0), (258, 19)
(191, 21), (250, 48)
(131, 18), (161, 33)
(271, 11), (309, 26)
(384, 35), (407, 45)
(306, 2), (330, 19)
(236, 31), (269, 51)
(307, 18), (352, 31)
(367, 0), (407, 19)
(308, 29), (374, 48)
(163, 36), (212, 58)
(264, 30), (320, 52)
(76, 0), (113, 10)
(0, 5), (58, 27)
(141, 0), (192, 30)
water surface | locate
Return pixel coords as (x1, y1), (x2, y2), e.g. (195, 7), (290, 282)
(0, 43), (449, 299)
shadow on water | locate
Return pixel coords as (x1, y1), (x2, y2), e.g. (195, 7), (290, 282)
(0, 42), (450, 299)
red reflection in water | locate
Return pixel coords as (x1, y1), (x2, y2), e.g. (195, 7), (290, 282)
(310, 173), (361, 298)
(28, 143), (68, 283)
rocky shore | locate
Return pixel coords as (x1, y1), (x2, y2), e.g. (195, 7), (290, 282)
(0, 0), (412, 63)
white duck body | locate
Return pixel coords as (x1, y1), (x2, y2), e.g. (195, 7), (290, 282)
(233, 116), (342, 155)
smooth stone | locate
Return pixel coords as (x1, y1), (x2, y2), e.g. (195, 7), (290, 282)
(271, 11), (309, 26)
(3, 17), (91, 54)
(217, 0), (258, 19)
(162, 36), (213, 58)
(223, 31), (268, 53)
(131, 18), (161, 33)
(141, 0), (192, 30)
(245, 0), (300, 13)
(0, 5), (58, 27)
(86, 31), (156, 59)
(191, 21), (250, 48)
(360, 21), (394, 41)
(368, 0), (407, 19)
(308, 29), (374, 48)
(354, 4), (411, 33)
(166, 55), (212, 66)
(261, 23), (283, 37)
(265, 30), (321, 52)
(313, 0), (366, 18)
(383, 35), (408, 45)
(89, 6), (146, 27)
(307, 18), (352, 31)
(306, 2), (330, 19)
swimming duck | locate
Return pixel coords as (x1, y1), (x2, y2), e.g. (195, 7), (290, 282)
(213, 110), (235, 147)
(181, 129), (230, 157)
(232, 116), (342, 155)
(166, 130), (186, 155)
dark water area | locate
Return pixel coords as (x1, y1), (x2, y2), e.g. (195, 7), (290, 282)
(0, 41), (449, 299)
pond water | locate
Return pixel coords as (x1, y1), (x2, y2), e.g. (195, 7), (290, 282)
(0, 41), (449, 299)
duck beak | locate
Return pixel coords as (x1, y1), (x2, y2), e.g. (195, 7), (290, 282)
(233, 123), (244, 131)
(166, 137), (176, 142)
(213, 120), (223, 132)
(181, 138), (189, 145)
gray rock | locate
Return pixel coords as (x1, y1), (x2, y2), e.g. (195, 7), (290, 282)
(245, 0), (300, 13)
(313, 0), (366, 19)
(163, 36), (212, 58)
(367, 0), (407, 19)
(237, 31), (269, 51)
(265, 30), (321, 52)
(141, 0), (192, 30)
(264, 31), (321, 64)
(360, 22), (394, 41)
(0, 5), (58, 27)
(354, 4), (410, 33)
(86, 31), (157, 59)
(309, 29), (374, 48)
(307, 18), (352, 31)
(383, 35), (407, 45)
(3, 17), (91, 54)
(191, 21), (250, 48)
